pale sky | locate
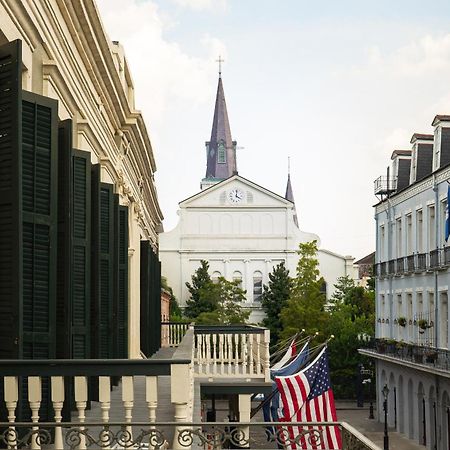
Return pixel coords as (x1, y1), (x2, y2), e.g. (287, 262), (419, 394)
(96, 0), (450, 259)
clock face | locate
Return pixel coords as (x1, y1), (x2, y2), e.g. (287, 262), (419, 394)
(229, 188), (244, 203)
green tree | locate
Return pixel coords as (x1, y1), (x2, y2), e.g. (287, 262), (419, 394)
(280, 241), (327, 341)
(329, 275), (356, 307)
(261, 262), (293, 346)
(196, 278), (249, 325)
(184, 260), (217, 318)
(325, 278), (375, 398)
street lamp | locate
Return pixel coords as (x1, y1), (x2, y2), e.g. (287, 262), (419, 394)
(382, 384), (390, 450)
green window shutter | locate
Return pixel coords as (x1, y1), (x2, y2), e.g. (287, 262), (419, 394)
(140, 241), (150, 357)
(72, 150), (91, 358)
(114, 198), (129, 358)
(21, 90), (58, 361)
(56, 119), (73, 358)
(0, 39), (22, 359)
(91, 169), (114, 359)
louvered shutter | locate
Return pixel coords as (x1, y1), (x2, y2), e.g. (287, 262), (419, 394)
(0, 39), (21, 359)
(72, 149), (91, 358)
(57, 119), (92, 359)
(91, 167), (114, 359)
(140, 241), (150, 357)
(114, 197), (129, 358)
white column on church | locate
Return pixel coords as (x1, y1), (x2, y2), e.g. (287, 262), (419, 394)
(265, 259), (272, 283)
(244, 259), (252, 303)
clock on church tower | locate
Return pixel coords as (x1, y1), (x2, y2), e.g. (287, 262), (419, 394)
(228, 188), (244, 204)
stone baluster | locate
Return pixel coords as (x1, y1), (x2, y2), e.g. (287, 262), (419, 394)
(146, 376), (158, 449)
(51, 376), (64, 450)
(122, 376), (134, 443)
(28, 376), (41, 450)
(248, 333), (254, 376)
(171, 364), (191, 450)
(234, 334), (239, 376)
(205, 334), (211, 376)
(255, 333), (261, 375)
(227, 334), (233, 375)
(99, 376), (111, 450)
(212, 333), (217, 375)
(4, 376), (18, 449)
(74, 376), (88, 450)
(263, 329), (271, 382)
(219, 333), (224, 375)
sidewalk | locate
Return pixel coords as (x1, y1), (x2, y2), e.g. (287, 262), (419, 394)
(335, 401), (425, 450)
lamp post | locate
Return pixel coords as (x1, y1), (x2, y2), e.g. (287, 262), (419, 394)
(382, 384), (390, 450)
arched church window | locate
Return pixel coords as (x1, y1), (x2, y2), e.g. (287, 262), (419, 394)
(320, 281), (327, 297)
(253, 271), (263, 302)
(233, 271), (243, 290)
(218, 143), (226, 163)
(212, 271), (221, 284)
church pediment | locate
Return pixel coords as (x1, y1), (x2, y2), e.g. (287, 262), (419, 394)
(180, 175), (293, 209)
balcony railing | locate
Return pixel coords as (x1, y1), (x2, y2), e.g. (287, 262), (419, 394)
(375, 249), (450, 278)
(161, 321), (191, 347)
(374, 176), (397, 195)
(0, 323), (380, 450)
(361, 338), (449, 371)
(193, 325), (270, 380)
(395, 257), (404, 275)
(0, 420), (381, 449)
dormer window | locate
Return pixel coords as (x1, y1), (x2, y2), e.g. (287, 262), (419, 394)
(434, 127), (441, 171)
(218, 142), (226, 163)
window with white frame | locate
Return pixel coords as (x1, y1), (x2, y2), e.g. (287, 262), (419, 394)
(380, 225), (385, 260)
(434, 127), (441, 171)
(406, 214), (413, 255)
(253, 271), (263, 302)
(428, 205), (436, 250)
(396, 217), (402, 258)
(416, 209), (423, 253)
(212, 271), (221, 284)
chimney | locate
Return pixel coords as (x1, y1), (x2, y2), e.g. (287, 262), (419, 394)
(431, 115), (450, 171)
(409, 133), (433, 183)
(391, 150), (412, 192)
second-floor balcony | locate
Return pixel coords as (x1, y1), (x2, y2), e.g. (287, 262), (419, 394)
(375, 248), (450, 278)
(0, 323), (381, 449)
(360, 338), (450, 374)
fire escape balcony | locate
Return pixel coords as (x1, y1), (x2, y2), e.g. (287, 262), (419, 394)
(0, 324), (380, 449)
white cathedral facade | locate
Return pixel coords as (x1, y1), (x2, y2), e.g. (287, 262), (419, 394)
(159, 74), (358, 323)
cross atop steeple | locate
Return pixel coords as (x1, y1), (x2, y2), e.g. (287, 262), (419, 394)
(216, 55), (224, 77)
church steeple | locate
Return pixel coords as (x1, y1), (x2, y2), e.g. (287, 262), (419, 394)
(201, 69), (237, 190)
(285, 160), (299, 227)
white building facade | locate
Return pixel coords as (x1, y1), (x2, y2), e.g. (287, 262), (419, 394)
(159, 75), (357, 323)
(365, 116), (450, 449)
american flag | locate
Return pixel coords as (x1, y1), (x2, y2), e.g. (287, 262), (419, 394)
(272, 337), (298, 370)
(275, 347), (341, 450)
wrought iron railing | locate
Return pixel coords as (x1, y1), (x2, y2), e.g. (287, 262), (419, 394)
(395, 257), (404, 275)
(361, 338), (450, 371)
(406, 254), (415, 272)
(0, 421), (381, 450)
(375, 249), (450, 277)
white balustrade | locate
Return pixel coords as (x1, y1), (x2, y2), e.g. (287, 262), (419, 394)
(4, 376), (18, 449)
(28, 376), (41, 450)
(99, 376), (111, 450)
(51, 376), (64, 450)
(74, 376), (88, 450)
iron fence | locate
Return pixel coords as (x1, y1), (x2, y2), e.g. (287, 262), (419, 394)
(0, 421), (381, 450)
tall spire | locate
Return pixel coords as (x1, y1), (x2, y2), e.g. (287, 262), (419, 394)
(202, 72), (237, 189)
(285, 158), (299, 227)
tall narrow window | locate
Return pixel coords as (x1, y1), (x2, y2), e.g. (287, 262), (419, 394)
(380, 225), (385, 261)
(218, 143), (226, 163)
(428, 205), (436, 250)
(396, 218), (403, 258)
(440, 292), (448, 349)
(434, 127), (441, 171)
(253, 271), (263, 302)
(417, 209), (423, 253)
(380, 295), (386, 337)
(233, 271), (243, 289)
(406, 214), (412, 255)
